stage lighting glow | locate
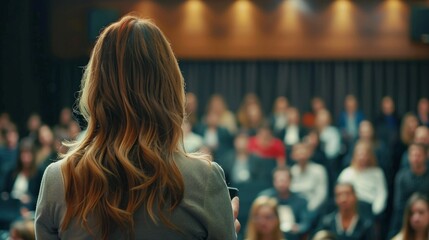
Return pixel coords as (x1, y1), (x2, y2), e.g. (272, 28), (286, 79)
(231, 0), (254, 34)
(183, 0), (207, 33)
(379, 0), (407, 32)
(330, 0), (357, 35)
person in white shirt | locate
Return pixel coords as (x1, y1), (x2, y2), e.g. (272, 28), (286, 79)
(181, 120), (204, 153)
(290, 143), (328, 213)
(315, 109), (341, 161)
(338, 140), (388, 216)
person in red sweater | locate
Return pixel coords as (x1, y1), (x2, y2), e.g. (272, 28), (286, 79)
(248, 124), (286, 165)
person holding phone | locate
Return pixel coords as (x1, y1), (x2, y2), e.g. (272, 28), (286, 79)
(35, 15), (238, 240)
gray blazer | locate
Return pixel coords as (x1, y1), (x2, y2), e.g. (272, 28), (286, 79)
(35, 154), (237, 240)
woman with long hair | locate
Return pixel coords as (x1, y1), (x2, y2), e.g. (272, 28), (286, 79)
(35, 15), (238, 239)
(1, 141), (41, 210)
(338, 140), (388, 216)
(393, 193), (429, 240)
(246, 196), (284, 240)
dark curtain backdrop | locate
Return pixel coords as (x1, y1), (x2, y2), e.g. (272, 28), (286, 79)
(179, 60), (429, 122)
(42, 60), (429, 128)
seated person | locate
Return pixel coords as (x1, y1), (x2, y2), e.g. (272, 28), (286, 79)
(9, 219), (35, 240)
(248, 124), (286, 166)
(258, 166), (310, 240)
(389, 143), (429, 238)
(1, 142), (42, 211)
(392, 193), (429, 240)
(194, 110), (233, 160)
(400, 126), (429, 169)
(181, 119), (204, 153)
(338, 140), (387, 217)
(290, 143), (328, 218)
(245, 196), (284, 240)
(276, 107), (307, 148)
(315, 182), (374, 240)
(217, 132), (261, 185)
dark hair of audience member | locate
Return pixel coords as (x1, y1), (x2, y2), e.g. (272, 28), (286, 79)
(400, 113), (419, 146)
(13, 141), (38, 178)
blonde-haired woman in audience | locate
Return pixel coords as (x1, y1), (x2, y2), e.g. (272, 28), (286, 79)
(246, 196), (284, 240)
(206, 94), (238, 134)
(400, 113), (419, 147)
(392, 193), (429, 240)
(338, 140), (387, 216)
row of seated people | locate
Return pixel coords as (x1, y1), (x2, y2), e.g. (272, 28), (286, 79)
(0, 108), (80, 231)
(244, 185), (429, 240)
(210, 132), (428, 240)
(0, 93), (428, 237)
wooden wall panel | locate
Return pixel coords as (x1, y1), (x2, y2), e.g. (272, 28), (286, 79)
(51, 0), (429, 59)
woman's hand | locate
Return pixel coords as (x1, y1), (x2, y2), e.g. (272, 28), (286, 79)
(231, 197), (240, 233)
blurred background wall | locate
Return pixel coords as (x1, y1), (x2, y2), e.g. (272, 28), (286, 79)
(1, 0), (429, 133)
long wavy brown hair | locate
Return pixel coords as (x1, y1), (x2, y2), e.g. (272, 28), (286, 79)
(61, 15), (186, 239)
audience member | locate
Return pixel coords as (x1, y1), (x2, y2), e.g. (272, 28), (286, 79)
(400, 126), (429, 169)
(277, 107), (307, 148)
(0, 113), (12, 146)
(1, 141), (42, 212)
(375, 96), (400, 148)
(392, 193), (429, 240)
(194, 110), (233, 160)
(338, 140), (387, 217)
(237, 93), (264, 136)
(311, 230), (337, 240)
(248, 124), (286, 165)
(302, 97), (325, 129)
(0, 125), (19, 181)
(245, 196), (284, 240)
(390, 143), (429, 237)
(258, 166), (310, 240)
(205, 94), (238, 134)
(9, 219), (35, 240)
(67, 120), (81, 141)
(315, 182), (374, 239)
(185, 92), (199, 127)
(218, 132), (261, 185)
(270, 96), (290, 136)
(181, 119), (204, 153)
(24, 114), (41, 143)
(417, 97), (429, 127)
(54, 107), (73, 132)
(315, 109), (342, 189)
(315, 109), (341, 161)
(34, 125), (56, 170)
(343, 121), (390, 180)
(290, 143), (328, 215)
(303, 131), (328, 168)
(338, 95), (365, 148)
(9, 219), (36, 240)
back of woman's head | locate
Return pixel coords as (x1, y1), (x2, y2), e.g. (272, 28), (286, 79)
(62, 15), (185, 239)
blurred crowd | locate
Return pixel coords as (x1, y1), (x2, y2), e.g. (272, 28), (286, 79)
(0, 94), (428, 240)
(0, 108), (81, 240)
